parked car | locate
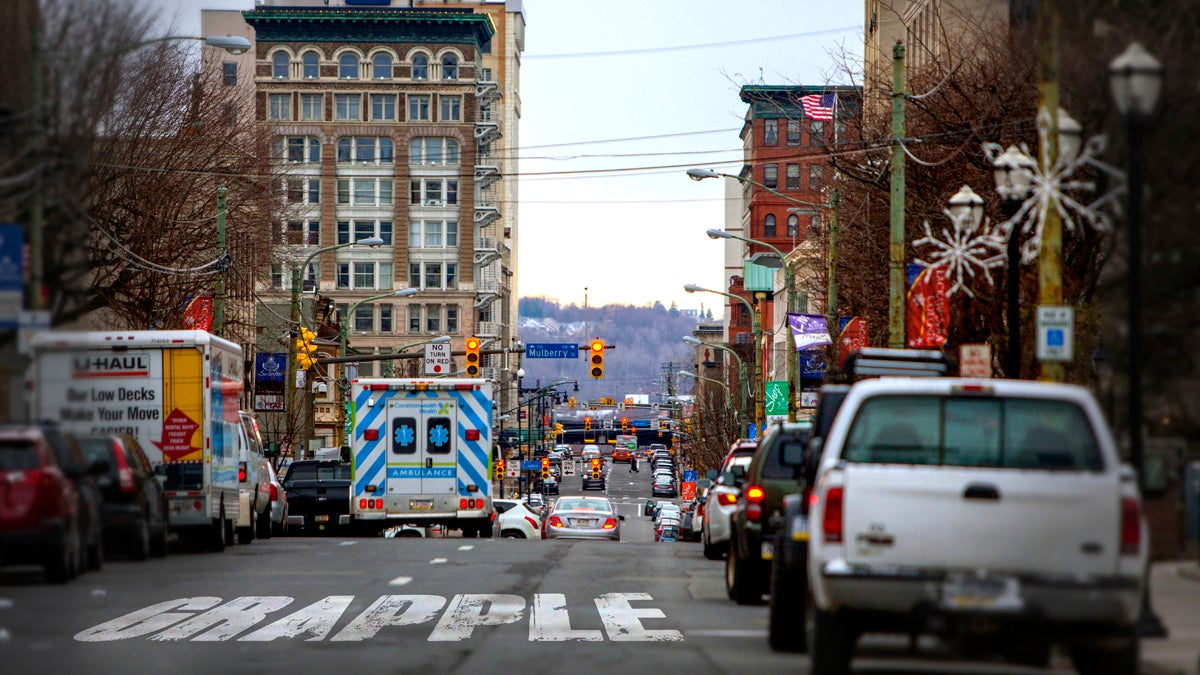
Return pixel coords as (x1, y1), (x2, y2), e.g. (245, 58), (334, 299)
(703, 439), (763, 556)
(492, 499), (543, 539)
(266, 461), (288, 536)
(544, 496), (623, 541)
(0, 425), (106, 582)
(236, 411), (273, 544)
(725, 422), (812, 606)
(805, 378), (1146, 674)
(651, 476), (677, 498)
(282, 460), (352, 534)
(41, 423), (106, 572)
(76, 434), (169, 561)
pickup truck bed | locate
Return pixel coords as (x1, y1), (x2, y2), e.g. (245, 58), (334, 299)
(282, 460), (351, 534)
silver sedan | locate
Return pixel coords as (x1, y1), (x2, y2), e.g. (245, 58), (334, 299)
(543, 497), (624, 541)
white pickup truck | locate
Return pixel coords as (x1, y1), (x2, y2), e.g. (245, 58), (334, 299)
(806, 378), (1147, 675)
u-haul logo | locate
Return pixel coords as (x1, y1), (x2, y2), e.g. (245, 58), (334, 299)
(72, 355), (151, 378)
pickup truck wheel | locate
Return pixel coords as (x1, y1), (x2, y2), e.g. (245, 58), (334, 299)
(768, 536), (808, 653)
(809, 608), (856, 675)
(1070, 627), (1138, 675)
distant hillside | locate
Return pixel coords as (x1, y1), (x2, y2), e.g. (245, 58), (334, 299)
(517, 298), (704, 403)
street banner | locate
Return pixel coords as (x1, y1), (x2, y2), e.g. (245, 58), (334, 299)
(182, 296), (213, 331)
(800, 349), (826, 378)
(764, 380), (788, 424)
(788, 313), (832, 351)
(838, 316), (869, 367)
(906, 265), (949, 349)
(0, 224), (23, 330)
(680, 482), (697, 502)
(255, 353), (287, 382)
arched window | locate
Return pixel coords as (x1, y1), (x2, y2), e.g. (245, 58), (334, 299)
(787, 214), (799, 238)
(272, 51), (289, 79)
(412, 53), (429, 80)
(301, 51), (319, 79)
(764, 214), (777, 238)
(338, 52), (359, 79)
(372, 53), (393, 79)
(441, 53), (458, 80)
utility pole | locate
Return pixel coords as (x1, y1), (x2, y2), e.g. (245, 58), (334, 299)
(888, 40), (907, 348)
(212, 186), (227, 337)
(28, 28), (45, 312)
(1036, 0), (1065, 383)
(826, 189), (841, 375)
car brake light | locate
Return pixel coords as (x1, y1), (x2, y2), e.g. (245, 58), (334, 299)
(238, 462), (247, 482)
(746, 486), (765, 502)
(745, 485), (765, 522)
(548, 515), (564, 528)
(1120, 497), (1141, 556)
(823, 486), (844, 544)
(602, 517), (617, 529)
(118, 467), (136, 493)
(269, 484), (278, 500)
(717, 492), (738, 506)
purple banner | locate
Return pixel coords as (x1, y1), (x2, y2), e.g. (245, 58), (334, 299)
(788, 313), (832, 351)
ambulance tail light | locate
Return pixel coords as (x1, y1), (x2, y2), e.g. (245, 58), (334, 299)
(364, 428), (379, 441)
(465, 429), (480, 441)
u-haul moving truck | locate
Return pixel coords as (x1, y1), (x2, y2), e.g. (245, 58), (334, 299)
(349, 378), (494, 537)
(29, 330), (243, 549)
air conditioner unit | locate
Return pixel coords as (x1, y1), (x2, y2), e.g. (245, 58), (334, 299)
(424, 199), (444, 207)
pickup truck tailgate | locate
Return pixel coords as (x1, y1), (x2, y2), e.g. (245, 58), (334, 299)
(842, 466), (1121, 577)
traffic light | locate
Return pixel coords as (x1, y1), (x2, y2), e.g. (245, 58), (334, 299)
(588, 338), (605, 379)
(590, 458), (601, 479)
(584, 417), (592, 431)
(621, 417), (629, 433)
(568, 396), (576, 409)
(464, 336), (481, 377)
(494, 459), (504, 481)
(541, 457), (550, 480)
(295, 327), (317, 370)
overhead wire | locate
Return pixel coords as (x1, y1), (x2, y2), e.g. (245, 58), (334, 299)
(523, 26), (862, 60)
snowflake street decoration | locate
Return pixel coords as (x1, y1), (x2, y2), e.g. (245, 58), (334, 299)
(983, 107), (1127, 265)
(913, 209), (1007, 297)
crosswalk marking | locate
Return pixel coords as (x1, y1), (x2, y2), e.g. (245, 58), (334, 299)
(388, 576), (412, 586)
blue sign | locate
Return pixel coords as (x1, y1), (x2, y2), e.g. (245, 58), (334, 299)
(800, 349), (826, 379)
(630, 419), (650, 428)
(0, 224), (23, 330)
(255, 353), (287, 383)
(683, 470), (698, 482)
(525, 343), (579, 359)
(520, 460), (542, 471)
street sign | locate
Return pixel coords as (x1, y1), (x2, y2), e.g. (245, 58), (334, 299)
(683, 469), (698, 482)
(520, 460), (542, 471)
(1036, 305), (1074, 362)
(959, 343), (993, 378)
(425, 342), (451, 374)
(562, 461), (577, 477)
(525, 343), (579, 359)
(0, 224), (22, 330)
(680, 482), (697, 501)
(507, 468), (520, 478)
(602, 419), (613, 430)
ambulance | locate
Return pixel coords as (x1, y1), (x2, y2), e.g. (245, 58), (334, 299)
(348, 378), (495, 537)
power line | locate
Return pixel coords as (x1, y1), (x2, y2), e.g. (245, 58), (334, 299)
(524, 26), (861, 60)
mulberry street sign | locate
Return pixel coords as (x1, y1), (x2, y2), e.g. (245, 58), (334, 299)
(525, 343), (579, 359)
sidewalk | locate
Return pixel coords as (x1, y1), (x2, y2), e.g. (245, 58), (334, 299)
(1142, 560), (1200, 675)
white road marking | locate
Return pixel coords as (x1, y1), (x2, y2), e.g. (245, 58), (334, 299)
(430, 558), (447, 565)
(331, 595), (447, 642)
(594, 593), (683, 642)
(428, 594), (525, 641)
(529, 594), (602, 641)
(338, 541), (357, 546)
(239, 596), (354, 642)
(457, 545), (473, 551)
(0, 599), (12, 609)
(388, 576), (413, 586)
(686, 628), (768, 638)
(152, 597), (293, 642)
(75, 598), (223, 642)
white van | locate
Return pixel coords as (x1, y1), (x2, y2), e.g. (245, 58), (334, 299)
(235, 411), (272, 544)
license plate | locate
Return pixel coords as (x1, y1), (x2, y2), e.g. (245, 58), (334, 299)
(761, 541), (774, 560)
(315, 515), (329, 523)
(941, 575), (1023, 610)
(789, 515), (810, 541)
(410, 499), (434, 511)
(170, 502), (184, 514)
(575, 519), (596, 527)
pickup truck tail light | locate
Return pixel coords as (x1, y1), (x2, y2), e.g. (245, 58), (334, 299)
(717, 492), (738, 507)
(745, 485), (765, 522)
(822, 487), (844, 544)
(1120, 497), (1141, 556)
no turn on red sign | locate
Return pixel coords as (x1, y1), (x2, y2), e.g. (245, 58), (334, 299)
(425, 342), (452, 374)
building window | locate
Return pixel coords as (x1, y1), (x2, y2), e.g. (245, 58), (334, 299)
(787, 213), (799, 238)
(441, 53), (458, 79)
(810, 121), (825, 145)
(764, 214), (777, 238)
(272, 51), (289, 79)
(408, 94), (430, 121)
(335, 93), (361, 121)
(408, 262), (457, 290)
(411, 53), (429, 80)
(338, 52), (359, 79)
(284, 178), (320, 205)
(408, 220), (458, 249)
(439, 95), (462, 122)
(337, 219), (393, 245)
(336, 137), (394, 164)
(371, 94), (396, 121)
(446, 263), (457, 289)
(425, 304), (441, 333)
(786, 164), (801, 191)
(809, 165), (823, 191)
(446, 305), (459, 333)
(409, 264), (420, 288)
(409, 137), (459, 165)
(763, 163), (778, 189)
(270, 264), (283, 289)
(300, 93), (323, 121)
(222, 62), (237, 86)
(278, 220), (319, 246)
(764, 119), (778, 145)
(372, 52), (393, 79)
(408, 305), (421, 332)
(409, 178), (458, 206)
(423, 263), (442, 289)
(268, 93), (291, 120)
(276, 136), (321, 163)
(786, 119), (801, 145)
(337, 221), (350, 245)
(302, 50), (319, 79)
(355, 137), (376, 162)
(353, 179), (374, 205)
(336, 263), (350, 289)
(354, 262), (376, 290)
(353, 305), (373, 332)
(380, 305), (394, 333)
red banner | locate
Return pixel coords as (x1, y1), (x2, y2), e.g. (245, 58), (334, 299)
(182, 296), (213, 331)
(838, 317), (869, 367)
(907, 266), (949, 349)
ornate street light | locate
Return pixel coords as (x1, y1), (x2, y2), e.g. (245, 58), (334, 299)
(992, 146), (1037, 378)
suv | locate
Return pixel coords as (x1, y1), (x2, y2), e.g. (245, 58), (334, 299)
(0, 425), (106, 582)
(41, 423), (106, 572)
(77, 434), (170, 561)
(702, 438), (759, 560)
(725, 422), (811, 606)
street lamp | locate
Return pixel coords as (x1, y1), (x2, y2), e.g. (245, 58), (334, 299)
(339, 288), (419, 357)
(993, 146), (1037, 379)
(683, 336), (748, 419)
(685, 283), (761, 429)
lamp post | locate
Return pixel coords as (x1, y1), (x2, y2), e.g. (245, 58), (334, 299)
(992, 146), (1037, 378)
(687, 167), (840, 421)
(339, 289), (420, 357)
(685, 283), (762, 430)
(683, 336), (748, 423)
(285, 236), (384, 456)
(1110, 41), (1166, 638)
(680, 370), (741, 428)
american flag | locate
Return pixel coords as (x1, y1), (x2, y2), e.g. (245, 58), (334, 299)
(799, 93), (836, 121)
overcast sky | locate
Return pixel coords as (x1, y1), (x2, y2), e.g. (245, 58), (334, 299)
(155, 0), (863, 313)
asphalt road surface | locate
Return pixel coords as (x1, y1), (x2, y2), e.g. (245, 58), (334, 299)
(0, 457), (1077, 675)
